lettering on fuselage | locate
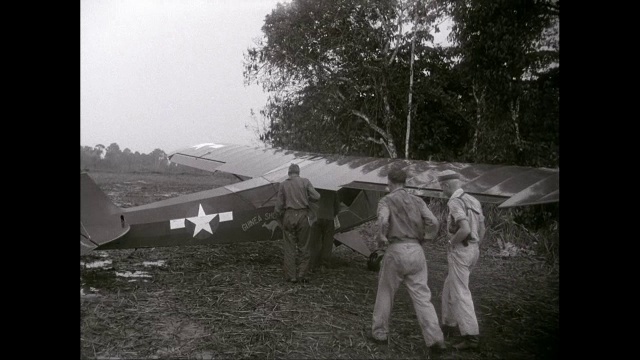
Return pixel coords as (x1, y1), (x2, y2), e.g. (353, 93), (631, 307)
(241, 215), (262, 232)
(263, 211), (278, 221)
(241, 211), (279, 232)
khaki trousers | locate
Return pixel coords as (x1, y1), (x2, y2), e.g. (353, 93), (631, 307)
(441, 242), (480, 336)
(372, 242), (444, 346)
(282, 209), (312, 281)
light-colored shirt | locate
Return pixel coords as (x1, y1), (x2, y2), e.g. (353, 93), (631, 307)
(377, 188), (439, 241)
(446, 188), (484, 242)
(274, 175), (321, 213)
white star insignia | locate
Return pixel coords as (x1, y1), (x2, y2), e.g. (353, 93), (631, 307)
(186, 204), (217, 237)
(169, 204), (233, 238)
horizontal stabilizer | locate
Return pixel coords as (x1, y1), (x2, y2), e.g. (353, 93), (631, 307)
(334, 228), (372, 257)
(80, 173), (130, 255)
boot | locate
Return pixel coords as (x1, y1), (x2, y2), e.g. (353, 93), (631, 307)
(366, 333), (388, 345)
(441, 325), (458, 339)
(453, 335), (479, 350)
(429, 340), (447, 354)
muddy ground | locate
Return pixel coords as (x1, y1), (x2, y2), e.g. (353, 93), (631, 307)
(80, 171), (559, 359)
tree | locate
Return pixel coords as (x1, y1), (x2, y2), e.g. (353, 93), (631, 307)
(244, 0), (558, 167)
(80, 146), (98, 169)
(148, 148), (168, 170)
(443, 0), (559, 166)
(105, 142), (122, 169)
(122, 148), (133, 171)
(245, 0), (445, 158)
(94, 144), (106, 159)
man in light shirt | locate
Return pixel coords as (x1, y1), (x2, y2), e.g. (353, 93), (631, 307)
(438, 169), (486, 350)
(370, 168), (446, 354)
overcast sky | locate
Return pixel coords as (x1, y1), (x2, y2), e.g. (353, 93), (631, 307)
(81, 0), (450, 155)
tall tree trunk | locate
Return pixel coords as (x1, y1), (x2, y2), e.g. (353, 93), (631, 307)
(405, 25), (416, 160)
(510, 97), (522, 151)
(471, 82), (485, 160)
(381, 76), (398, 158)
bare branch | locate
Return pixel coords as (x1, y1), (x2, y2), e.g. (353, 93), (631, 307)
(471, 81), (485, 104)
(387, 6), (404, 66)
(367, 136), (385, 145)
(367, 137), (392, 157)
(352, 110), (388, 139)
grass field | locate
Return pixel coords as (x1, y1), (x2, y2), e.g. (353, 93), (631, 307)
(80, 171), (559, 359)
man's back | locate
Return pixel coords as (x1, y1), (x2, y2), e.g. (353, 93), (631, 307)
(371, 168), (446, 349)
(447, 191), (484, 242)
(277, 175), (319, 211)
(276, 165), (320, 284)
(379, 189), (438, 242)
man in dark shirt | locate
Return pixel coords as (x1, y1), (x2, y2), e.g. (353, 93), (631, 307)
(370, 168), (446, 353)
(309, 189), (341, 270)
(274, 163), (321, 283)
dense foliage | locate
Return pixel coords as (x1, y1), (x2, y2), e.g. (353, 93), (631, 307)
(244, 0), (558, 167)
(243, 0), (559, 232)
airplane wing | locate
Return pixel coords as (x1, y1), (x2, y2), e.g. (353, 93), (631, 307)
(80, 143), (558, 258)
(169, 143), (558, 208)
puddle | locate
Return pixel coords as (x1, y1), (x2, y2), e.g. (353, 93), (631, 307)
(116, 270), (152, 278)
(81, 260), (113, 269)
(141, 260), (166, 267)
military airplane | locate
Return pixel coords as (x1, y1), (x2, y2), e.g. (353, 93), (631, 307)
(81, 142), (559, 261)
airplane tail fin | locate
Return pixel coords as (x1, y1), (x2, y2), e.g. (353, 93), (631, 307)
(80, 173), (130, 255)
(334, 228), (372, 257)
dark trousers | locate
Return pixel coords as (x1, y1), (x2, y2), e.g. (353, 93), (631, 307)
(311, 218), (334, 268)
(282, 209), (312, 281)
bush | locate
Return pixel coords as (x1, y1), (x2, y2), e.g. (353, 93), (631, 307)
(426, 197), (559, 265)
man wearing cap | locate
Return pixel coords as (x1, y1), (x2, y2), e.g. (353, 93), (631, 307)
(274, 163), (321, 283)
(370, 168), (446, 353)
(437, 169), (486, 350)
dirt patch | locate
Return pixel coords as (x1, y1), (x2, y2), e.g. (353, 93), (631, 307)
(81, 171), (559, 359)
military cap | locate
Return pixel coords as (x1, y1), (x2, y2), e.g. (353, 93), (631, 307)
(437, 169), (460, 182)
(388, 168), (407, 184)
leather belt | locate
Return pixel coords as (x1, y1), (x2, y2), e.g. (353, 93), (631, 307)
(389, 237), (420, 244)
